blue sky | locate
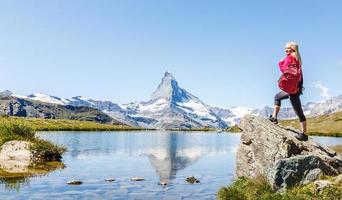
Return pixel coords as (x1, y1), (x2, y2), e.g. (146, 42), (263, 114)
(0, 0), (341, 108)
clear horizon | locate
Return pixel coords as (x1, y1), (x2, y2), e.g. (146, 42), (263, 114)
(1, 1), (341, 108)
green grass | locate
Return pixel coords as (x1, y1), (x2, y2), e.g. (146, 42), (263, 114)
(279, 111), (342, 137)
(0, 115), (145, 132)
(226, 125), (243, 133)
(217, 176), (342, 200)
(330, 145), (342, 155)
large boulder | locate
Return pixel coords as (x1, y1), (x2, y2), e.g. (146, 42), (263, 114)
(0, 141), (33, 173)
(236, 115), (342, 191)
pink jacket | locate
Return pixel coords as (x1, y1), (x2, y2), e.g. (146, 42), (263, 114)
(278, 55), (300, 73)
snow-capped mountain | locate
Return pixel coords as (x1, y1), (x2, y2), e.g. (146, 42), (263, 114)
(26, 93), (70, 105)
(10, 92), (124, 113)
(208, 105), (262, 126)
(306, 95), (342, 116)
(106, 72), (228, 129)
(1, 72), (227, 129)
(2, 72), (341, 129)
(225, 106), (259, 126)
(209, 96), (342, 126)
(0, 90), (13, 97)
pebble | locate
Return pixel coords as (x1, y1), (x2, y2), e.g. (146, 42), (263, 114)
(66, 180), (83, 185)
(186, 176), (200, 184)
(131, 177), (145, 181)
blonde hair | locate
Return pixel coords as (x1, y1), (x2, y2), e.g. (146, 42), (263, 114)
(286, 41), (302, 65)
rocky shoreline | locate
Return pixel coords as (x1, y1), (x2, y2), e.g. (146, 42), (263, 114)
(0, 121), (66, 182)
(0, 140), (63, 173)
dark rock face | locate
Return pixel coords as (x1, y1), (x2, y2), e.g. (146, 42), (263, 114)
(236, 115), (342, 191)
(0, 96), (121, 124)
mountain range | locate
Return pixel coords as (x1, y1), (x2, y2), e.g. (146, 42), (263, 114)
(1, 72), (341, 129)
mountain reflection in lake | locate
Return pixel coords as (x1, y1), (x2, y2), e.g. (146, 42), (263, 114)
(0, 131), (239, 199)
(1, 131), (341, 200)
(44, 131), (238, 185)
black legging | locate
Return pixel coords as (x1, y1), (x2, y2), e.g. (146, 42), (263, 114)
(274, 90), (306, 122)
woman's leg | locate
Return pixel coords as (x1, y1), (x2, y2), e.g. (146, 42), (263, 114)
(272, 106), (281, 119)
(272, 91), (289, 118)
(289, 93), (307, 132)
(289, 92), (308, 141)
(300, 121), (307, 133)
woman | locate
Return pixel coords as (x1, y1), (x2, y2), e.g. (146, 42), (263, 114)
(269, 42), (308, 141)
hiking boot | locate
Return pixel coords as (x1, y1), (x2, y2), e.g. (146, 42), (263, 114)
(268, 115), (278, 124)
(295, 132), (308, 141)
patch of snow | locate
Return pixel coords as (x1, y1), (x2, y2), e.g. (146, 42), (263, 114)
(139, 99), (169, 112)
(209, 104), (229, 109)
(178, 99), (216, 120)
(68, 96), (95, 105)
(229, 106), (256, 118)
(221, 106), (259, 126)
(120, 102), (139, 110)
(27, 93), (70, 105)
(11, 94), (28, 99)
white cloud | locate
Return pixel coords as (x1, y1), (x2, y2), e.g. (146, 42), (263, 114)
(338, 60), (342, 65)
(313, 81), (331, 99)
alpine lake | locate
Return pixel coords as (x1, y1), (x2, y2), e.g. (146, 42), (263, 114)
(0, 131), (341, 200)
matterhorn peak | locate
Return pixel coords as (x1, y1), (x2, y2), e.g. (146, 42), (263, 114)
(163, 71), (174, 79)
(151, 72), (190, 102)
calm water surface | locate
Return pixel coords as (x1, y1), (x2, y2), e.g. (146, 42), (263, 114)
(0, 131), (341, 200)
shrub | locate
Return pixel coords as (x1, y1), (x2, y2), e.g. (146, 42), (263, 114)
(30, 139), (66, 161)
(0, 120), (66, 161)
(0, 122), (35, 139)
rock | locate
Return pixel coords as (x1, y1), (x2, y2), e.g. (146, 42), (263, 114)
(67, 180), (83, 185)
(314, 180), (332, 193)
(105, 178), (116, 182)
(0, 140), (63, 173)
(267, 156), (325, 189)
(0, 141), (33, 173)
(186, 176), (200, 184)
(236, 115), (342, 191)
(131, 177), (144, 181)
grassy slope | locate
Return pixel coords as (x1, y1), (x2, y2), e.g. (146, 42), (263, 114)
(218, 176), (342, 200)
(279, 111), (342, 137)
(0, 116), (145, 131)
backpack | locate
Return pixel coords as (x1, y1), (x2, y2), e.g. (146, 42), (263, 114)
(278, 61), (302, 94)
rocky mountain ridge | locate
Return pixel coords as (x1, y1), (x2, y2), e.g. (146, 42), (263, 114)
(2, 72), (341, 129)
(0, 96), (120, 124)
